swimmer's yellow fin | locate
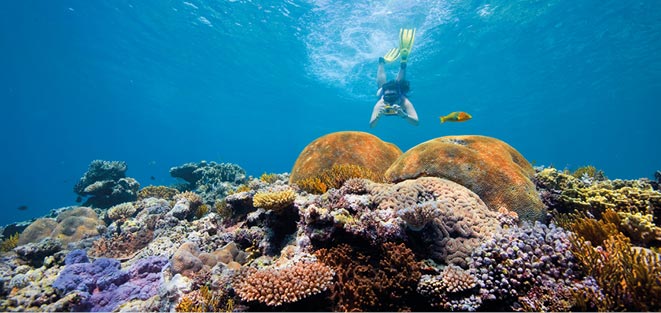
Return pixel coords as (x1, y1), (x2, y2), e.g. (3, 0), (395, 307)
(399, 28), (416, 63)
(383, 47), (400, 63)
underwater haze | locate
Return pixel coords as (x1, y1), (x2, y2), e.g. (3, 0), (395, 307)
(1, 0), (660, 225)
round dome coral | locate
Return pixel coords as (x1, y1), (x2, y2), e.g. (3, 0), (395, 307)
(385, 135), (546, 221)
(290, 131), (402, 185)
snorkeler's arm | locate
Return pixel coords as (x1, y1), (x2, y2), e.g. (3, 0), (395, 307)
(370, 99), (387, 128)
(401, 97), (419, 126)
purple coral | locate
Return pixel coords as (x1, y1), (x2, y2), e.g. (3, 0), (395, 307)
(469, 222), (581, 307)
(53, 250), (168, 312)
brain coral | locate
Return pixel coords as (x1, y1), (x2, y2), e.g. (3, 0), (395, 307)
(18, 207), (103, 246)
(385, 135), (545, 221)
(289, 131), (402, 185)
(299, 177), (503, 267)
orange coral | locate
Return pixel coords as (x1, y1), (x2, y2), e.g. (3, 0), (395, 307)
(385, 135), (545, 221)
(290, 131), (401, 186)
(176, 285), (233, 312)
(295, 164), (385, 194)
(233, 259), (334, 306)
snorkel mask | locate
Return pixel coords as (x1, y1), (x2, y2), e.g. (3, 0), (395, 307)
(383, 89), (400, 104)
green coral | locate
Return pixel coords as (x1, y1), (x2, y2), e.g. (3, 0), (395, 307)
(0, 232), (19, 252)
(572, 165), (607, 180)
(537, 168), (661, 219)
(259, 173), (279, 184)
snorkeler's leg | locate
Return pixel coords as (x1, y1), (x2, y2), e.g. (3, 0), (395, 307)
(377, 58), (387, 89)
(401, 97), (419, 126)
(395, 62), (407, 82)
(370, 100), (387, 128)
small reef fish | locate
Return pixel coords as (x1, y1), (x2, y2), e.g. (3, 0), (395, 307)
(17, 205), (28, 211)
(440, 111), (472, 123)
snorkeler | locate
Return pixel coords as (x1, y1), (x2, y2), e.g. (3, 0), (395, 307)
(370, 28), (419, 128)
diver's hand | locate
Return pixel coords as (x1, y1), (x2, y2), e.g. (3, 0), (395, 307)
(392, 105), (407, 118)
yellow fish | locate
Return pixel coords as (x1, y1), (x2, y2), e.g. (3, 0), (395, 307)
(440, 111), (472, 123)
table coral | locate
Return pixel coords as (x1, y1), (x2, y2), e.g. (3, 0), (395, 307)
(385, 135), (546, 221)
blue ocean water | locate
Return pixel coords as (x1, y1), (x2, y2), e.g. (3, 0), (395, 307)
(1, 0), (659, 226)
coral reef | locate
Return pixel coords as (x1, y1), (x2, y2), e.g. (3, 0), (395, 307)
(170, 161), (247, 204)
(536, 167), (661, 220)
(73, 160), (140, 208)
(571, 165), (607, 181)
(107, 202), (137, 221)
(565, 210), (661, 311)
(289, 131), (401, 187)
(17, 218), (59, 246)
(299, 177), (503, 267)
(13, 238), (63, 267)
(315, 242), (421, 312)
(18, 207), (104, 247)
(233, 258), (334, 307)
(295, 163), (385, 194)
(252, 188), (296, 212)
(5, 152), (661, 312)
(138, 185), (179, 201)
(417, 265), (481, 311)
(88, 227), (154, 260)
(53, 250), (168, 312)
(175, 285), (233, 312)
(468, 222), (584, 309)
(385, 135), (546, 221)
(0, 233), (19, 252)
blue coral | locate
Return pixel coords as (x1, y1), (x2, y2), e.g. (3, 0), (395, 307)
(53, 250), (168, 312)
